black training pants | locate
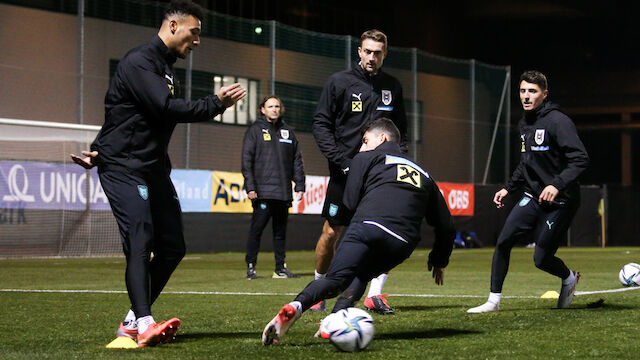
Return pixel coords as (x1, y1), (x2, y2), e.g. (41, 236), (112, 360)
(294, 221), (416, 312)
(99, 170), (185, 318)
(490, 194), (578, 293)
(245, 199), (289, 270)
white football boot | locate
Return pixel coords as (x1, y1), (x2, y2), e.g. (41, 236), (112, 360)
(467, 301), (500, 313)
(558, 271), (580, 309)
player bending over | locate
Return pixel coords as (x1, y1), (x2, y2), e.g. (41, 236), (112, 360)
(262, 118), (455, 345)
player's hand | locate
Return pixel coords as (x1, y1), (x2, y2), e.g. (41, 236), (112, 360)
(70, 151), (98, 169)
(493, 188), (509, 208)
(428, 262), (444, 286)
(217, 83), (247, 108)
(247, 191), (258, 200)
(538, 185), (559, 204)
(295, 191), (304, 201)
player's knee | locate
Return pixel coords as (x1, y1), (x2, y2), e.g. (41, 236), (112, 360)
(533, 251), (549, 269)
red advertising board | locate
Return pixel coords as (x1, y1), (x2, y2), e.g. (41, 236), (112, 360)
(437, 182), (474, 216)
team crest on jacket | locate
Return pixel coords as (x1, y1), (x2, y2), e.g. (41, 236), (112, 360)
(280, 129), (289, 139)
(535, 129), (545, 145)
(382, 90), (392, 105)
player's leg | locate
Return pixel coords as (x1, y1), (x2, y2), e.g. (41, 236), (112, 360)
(98, 171), (154, 340)
(334, 223), (415, 313)
(262, 223), (368, 345)
(468, 195), (538, 313)
(271, 200), (298, 278)
(245, 200), (271, 279)
(138, 175), (185, 346)
(532, 202), (580, 308)
(364, 273), (394, 314)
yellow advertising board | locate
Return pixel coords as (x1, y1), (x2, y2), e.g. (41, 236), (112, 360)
(211, 170), (252, 213)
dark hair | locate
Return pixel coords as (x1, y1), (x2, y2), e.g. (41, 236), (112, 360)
(520, 70), (548, 91)
(361, 29), (388, 53)
(258, 95), (285, 117)
(165, 0), (205, 21)
(362, 117), (400, 143)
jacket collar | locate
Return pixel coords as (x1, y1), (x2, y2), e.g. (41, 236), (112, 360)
(256, 115), (283, 127)
(375, 141), (402, 154)
(353, 61), (381, 81)
(150, 35), (177, 66)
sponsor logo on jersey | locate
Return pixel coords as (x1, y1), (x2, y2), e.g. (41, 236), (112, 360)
(520, 134), (526, 152)
(530, 145), (549, 151)
(352, 101), (362, 112)
(382, 90), (392, 105)
(329, 203), (339, 217)
(263, 133), (271, 141)
(280, 129), (289, 139)
(168, 84), (175, 96)
(376, 105), (393, 111)
(385, 155), (429, 178)
(535, 129), (545, 145)
(352, 93), (362, 101)
(279, 138), (293, 144)
(164, 74), (174, 84)
(137, 185), (149, 200)
(397, 164), (421, 188)
(260, 202), (267, 210)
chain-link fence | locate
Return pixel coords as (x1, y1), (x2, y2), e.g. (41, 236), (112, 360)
(0, 0), (510, 256)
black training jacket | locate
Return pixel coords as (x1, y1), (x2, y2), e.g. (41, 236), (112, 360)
(241, 116), (305, 202)
(343, 142), (455, 268)
(505, 100), (589, 204)
(312, 63), (408, 175)
(91, 35), (226, 175)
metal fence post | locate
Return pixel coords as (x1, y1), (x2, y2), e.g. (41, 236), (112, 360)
(411, 48), (418, 161)
(470, 59), (476, 183)
(270, 20), (276, 94)
(505, 65), (511, 183)
(345, 35), (351, 70)
(185, 52), (193, 169)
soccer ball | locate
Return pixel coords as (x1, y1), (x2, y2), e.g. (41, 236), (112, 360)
(319, 307), (374, 352)
(618, 263), (640, 286)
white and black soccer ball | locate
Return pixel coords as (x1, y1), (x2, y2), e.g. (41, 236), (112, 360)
(319, 307), (374, 352)
(618, 263), (640, 286)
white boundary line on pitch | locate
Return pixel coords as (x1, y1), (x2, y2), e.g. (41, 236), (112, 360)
(1, 286), (639, 298)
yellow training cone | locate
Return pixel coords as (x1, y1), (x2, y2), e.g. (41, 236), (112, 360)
(540, 290), (559, 299)
(106, 336), (138, 349)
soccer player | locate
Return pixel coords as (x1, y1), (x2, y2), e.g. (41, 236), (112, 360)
(70, 0), (246, 347)
(242, 95), (305, 279)
(467, 71), (589, 313)
(311, 29), (408, 313)
(262, 118), (455, 345)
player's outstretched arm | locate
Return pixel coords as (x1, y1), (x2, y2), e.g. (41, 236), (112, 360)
(217, 83), (247, 108)
(70, 150), (98, 169)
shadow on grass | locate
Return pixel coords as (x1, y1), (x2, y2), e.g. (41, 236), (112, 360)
(376, 328), (481, 340)
(176, 331), (257, 341)
(394, 304), (462, 312)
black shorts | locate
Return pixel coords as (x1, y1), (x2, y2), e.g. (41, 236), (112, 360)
(321, 173), (351, 226)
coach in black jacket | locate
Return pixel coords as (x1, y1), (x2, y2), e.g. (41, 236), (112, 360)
(242, 96), (305, 280)
(468, 70), (589, 314)
(70, 1), (246, 346)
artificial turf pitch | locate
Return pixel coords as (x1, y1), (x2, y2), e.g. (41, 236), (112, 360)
(1, 247), (639, 359)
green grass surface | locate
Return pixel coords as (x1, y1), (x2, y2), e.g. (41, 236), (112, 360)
(1, 248), (639, 359)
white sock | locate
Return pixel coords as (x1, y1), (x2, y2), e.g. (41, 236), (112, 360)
(563, 271), (576, 285)
(488, 292), (502, 305)
(367, 273), (388, 297)
(137, 315), (155, 334)
(123, 310), (136, 327)
(289, 301), (303, 313)
(315, 270), (326, 281)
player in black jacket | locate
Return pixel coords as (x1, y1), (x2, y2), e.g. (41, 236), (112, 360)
(311, 29), (408, 313)
(262, 118), (455, 346)
(70, 0), (246, 347)
(241, 96), (305, 280)
(468, 71), (589, 313)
